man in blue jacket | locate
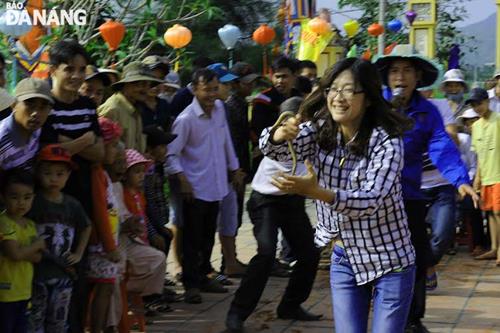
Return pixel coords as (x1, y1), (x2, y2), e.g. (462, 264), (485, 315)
(375, 45), (479, 333)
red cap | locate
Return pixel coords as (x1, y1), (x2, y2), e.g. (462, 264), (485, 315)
(37, 144), (78, 170)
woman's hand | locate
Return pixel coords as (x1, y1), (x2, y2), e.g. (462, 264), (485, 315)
(271, 160), (318, 197)
(272, 115), (300, 143)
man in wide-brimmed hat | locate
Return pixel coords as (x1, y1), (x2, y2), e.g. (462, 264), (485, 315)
(375, 45), (479, 333)
(98, 61), (163, 152)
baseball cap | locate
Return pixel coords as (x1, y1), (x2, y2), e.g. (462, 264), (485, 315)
(465, 87), (489, 105)
(230, 62), (260, 84)
(458, 108), (480, 120)
(15, 78), (54, 104)
(37, 144), (78, 170)
(85, 65), (111, 86)
(143, 125), (177, 147)
(207, 63), (239, 83)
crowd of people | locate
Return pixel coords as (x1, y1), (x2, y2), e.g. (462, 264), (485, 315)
(0, 37), (499, 333)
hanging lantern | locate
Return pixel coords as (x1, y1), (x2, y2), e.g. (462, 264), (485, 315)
(252, 24), (275, 46)
(367, 23), (384, 37)
(387, 19), (403, 33)
(405, 10), (417, 26)
(164, 24), (192, 49)
(99, 20), (126, 51)
(362, 49), (372, 61)
(218, 24), (242, 50)
(0, 10), (33, 38)
(384, 42), (398, 55)
(308, 17), (330, 36)
(346, 44), (358, 58)
(343, 20), (359, 38)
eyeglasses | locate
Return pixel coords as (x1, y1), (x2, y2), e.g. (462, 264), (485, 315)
(324, 87), (363, 99)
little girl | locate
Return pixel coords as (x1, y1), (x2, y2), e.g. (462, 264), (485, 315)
(87, 117), (122, 333)
(122, 149), (168, 312)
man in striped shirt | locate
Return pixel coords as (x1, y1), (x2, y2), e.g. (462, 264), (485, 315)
(0, 78), (53, 172)
(40, 38), (104, 333)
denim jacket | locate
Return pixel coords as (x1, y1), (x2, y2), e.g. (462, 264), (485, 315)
(383, 88), (470, 200)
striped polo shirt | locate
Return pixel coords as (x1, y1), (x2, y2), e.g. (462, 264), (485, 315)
(0, 114), (40, 171)
(40, 95), (101, 215)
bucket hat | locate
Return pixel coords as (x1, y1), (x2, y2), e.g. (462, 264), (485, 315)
(112, 62), (164, 88)
(374, 44), (440, 88)
(440, 69), (469, 92)
(125, 149), (153, 170)
(85, 65), (111, 86)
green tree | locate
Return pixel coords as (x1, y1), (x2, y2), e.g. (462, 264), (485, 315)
(337, 0), (474, 64)
(337, 0), (408, 54)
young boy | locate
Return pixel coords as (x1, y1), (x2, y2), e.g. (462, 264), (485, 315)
(0, 170), (45, 333)
(27, 144), (92, 333)
(143, 125), (176, 255)
(0, 78), (53, 172)
(468, 88), (500, 264)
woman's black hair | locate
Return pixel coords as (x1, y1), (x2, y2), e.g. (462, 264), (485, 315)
(299, 57), (413, 155)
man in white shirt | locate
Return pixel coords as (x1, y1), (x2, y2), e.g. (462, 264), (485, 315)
(167, 68), (243, 304)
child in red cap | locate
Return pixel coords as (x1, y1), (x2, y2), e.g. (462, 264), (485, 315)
(28, 144), (91, 332)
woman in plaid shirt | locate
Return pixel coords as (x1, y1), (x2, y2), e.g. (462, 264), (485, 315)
(264, 58), (416, 333)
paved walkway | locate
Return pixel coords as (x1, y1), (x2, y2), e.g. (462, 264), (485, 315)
(145, 200), (500, 333)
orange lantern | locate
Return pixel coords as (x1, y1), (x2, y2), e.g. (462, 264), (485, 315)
(99, 20), (126, 51)
(252, 24), (276, 46)
(367, 23), (384, 37)
(164, 24), (192, 49)
(308, 17), (330, 35)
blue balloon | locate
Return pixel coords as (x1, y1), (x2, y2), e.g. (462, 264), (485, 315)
(387, 19), (403, 33)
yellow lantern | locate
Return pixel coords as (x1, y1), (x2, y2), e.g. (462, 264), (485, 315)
(164, 24), (192, 49)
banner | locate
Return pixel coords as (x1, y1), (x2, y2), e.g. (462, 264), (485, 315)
(297, 19), (334, 62)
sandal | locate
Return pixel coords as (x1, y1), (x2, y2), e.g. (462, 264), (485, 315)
(426, 272), (438, 291)
(211, 273), (233, 286)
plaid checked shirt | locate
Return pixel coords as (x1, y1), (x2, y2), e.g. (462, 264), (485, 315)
(260, 122), (415, 285)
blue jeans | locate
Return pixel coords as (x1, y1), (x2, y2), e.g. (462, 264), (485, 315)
(330, 246), (415, 333)
(423, 184), (456, 266)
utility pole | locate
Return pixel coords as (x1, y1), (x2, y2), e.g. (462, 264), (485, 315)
(378, 0), (386, 56)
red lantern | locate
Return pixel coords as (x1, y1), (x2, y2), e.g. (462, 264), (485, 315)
(164, 24), (192, 49)
(99, 20), (126, 51)
(367, 23), (384, 37)
(308, 17), (330, 35)
(252, 24), (276, 46)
